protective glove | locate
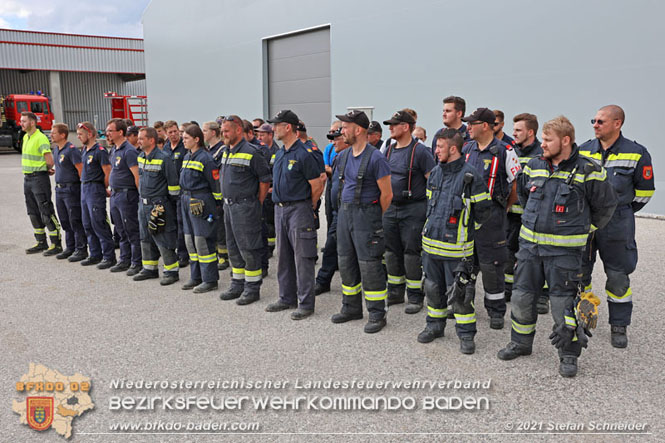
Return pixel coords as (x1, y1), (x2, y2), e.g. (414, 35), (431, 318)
(148, 204), (166, 233)
(549, 310), (576, 349)
(575, 324), (589, 349)
(189, 198), (204, 217)
(577, 291), (601, 330)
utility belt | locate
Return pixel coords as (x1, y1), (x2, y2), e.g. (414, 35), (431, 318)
(341, 200), (379, 210)
(492, 194), (508, 208)
(224, 196), (256, 205)
(24, 171), (48, 177)
(392, 197), (426, 207)
(56, 182), (81, 188)
(141, 196), (168, 205)
(276, 199), (308, 207)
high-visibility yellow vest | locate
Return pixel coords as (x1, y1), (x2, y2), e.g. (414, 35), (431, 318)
(21, 130), (51, 174)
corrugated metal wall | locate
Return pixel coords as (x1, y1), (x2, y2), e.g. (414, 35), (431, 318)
(0, 29), (143, 50)
(1, 69), (146, 129)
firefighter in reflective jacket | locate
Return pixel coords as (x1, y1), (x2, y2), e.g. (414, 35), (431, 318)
(579, 105), (655, 348)
(134, 127), (181, 285)
(419, 129), (492, 354)
(498, 116), (617, 378)
(179, 125), (222, 293)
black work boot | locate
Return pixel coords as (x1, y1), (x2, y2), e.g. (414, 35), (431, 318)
(559, 356), (578, 378)
(134, 270), (159, 281)
(217, 256), (229, 271)
(80, 256), (101, 266)
(236, 291), (259, 306)
(26, 241), (48, 254)
(405, 301), (423, 314)
(610, 325), (628, 348)
(110, 261), (131, 273)
(331, 311), (363, 323)
(417, 325), (444, 343)
(266, 301), (297, 312)
(386, 286), (405, 306)
(181, 279), (202, 290)
(220, 287), (243, 301)
(56, 249), (74, 260)
(291, 308), (314, 320)
(159, 273), (179, 286)
(460, 337), (476, 355)
(43, 243), (63, 257)
(497, 341), (532, 360)
(68, 250), (88, 262)
(364, 318), (387, 334)
(489, 316), (505, 330)
(193, 281), (218, 294)
(314, 283), (330, 296)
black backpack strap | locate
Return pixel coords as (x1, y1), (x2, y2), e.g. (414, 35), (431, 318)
(406, 138), (418, 193)
(337, 148), (351, 208)
(353, 145), (375, 204)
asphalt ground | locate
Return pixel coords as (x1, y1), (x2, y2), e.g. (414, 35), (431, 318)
(1, 150), (662, 442)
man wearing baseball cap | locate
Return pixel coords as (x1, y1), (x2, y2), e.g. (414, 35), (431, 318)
(368, 121), (383, 149)
(256, 123), (279, 261)
(462, 107), (521, 330)
(331, 110), (393, 334)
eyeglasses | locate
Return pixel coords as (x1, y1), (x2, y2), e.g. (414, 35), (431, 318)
(591, 119), (612, 125)
(493, 121), (501, 126)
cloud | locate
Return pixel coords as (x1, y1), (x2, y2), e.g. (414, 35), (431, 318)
(0, 0), (150, 38)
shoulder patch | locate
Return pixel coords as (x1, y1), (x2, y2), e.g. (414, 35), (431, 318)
(212, 169), (220, 180)
(643, 165), (653, 180)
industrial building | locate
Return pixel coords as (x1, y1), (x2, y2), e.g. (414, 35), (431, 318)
(0, 28), (146, 130)
(141, 0), (664, 215)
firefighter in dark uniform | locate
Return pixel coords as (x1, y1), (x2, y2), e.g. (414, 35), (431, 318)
(382, 110), (436, 314)
(51, 123), (87, 261)
(218, 115), (272, 305)
(106, 118), (142, 276)
(492, 110), (516, 146)
(256, 123), (279, 259)
(498, 116), (617, 377)
(265, 110), (324, 320)
(431, 96), (470, 156)
(204, 120), (230, 271)
(20, 111), (62, 255)
(164, 120), (189, 267)
(579, 105), (655, 348)
(331, 110), (393, 333)
(179, 125), (221, 293)
(77, 121), (116, 267)
(462, 108), (521, 330)
(419, 129), (492, 354)
(133, 127), (181, 285)
(506, 113), (548, 313)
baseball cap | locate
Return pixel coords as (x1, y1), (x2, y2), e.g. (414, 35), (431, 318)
(335, 110), (370, 129)
(126, 125), (139, 135)
(383, 110), (415, 126)
(462, 107), (496, 124)
(368, 121), (382, 134)
(326, 128), (343, 140)
(296, 120), (307, 132)
(256, 123), (273, 133)
(267, 110), (300, 126)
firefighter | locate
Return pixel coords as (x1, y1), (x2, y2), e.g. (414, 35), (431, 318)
(431, 96), (470, 156)
(51, 123), (87, 261)
(218, 115), (272, 305)
(266, 110), (324, 320)
(419, 129), (492, 354)
(256, 123), (279, 259)
(579, 105), (655, 348)
(20, 111), (62, 255)
(382, 110), (436, 314)
(203, 120), (230, 271)
(164, 120), (189, 267)
(505, 113), (549, 314)
(462, 108), (521, 330)
(106, 118), (142, 276)
(179, 125), (221, 293)
(498, 116), (617, 377)
(77, 121), (116, 267)
(133, 127), (180, 285)
(331, 110), (393, 333)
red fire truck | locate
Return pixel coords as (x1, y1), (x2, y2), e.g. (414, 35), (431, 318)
(0, 93), (54, 152)
(104, 91), (148, 127)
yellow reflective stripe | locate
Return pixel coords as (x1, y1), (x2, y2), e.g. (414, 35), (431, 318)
(142, 259), (159, 266)
(509, 204), (524, 214)
(198, 253), (217, 263)
(454, 312), (476, 324)
(504, 273), (514, 284)
(635, 189), (654, 197)
(189, 253), (199, 261)
(585, 170), (607, 181)
(229, 152), (253, 160)
(519, 226), (588, 247)
(512, 320), (536, 335)
(406, 279), (421, 289)
(164, 261), (179, 271)
(579, 150), (601, 160)
(606, 287), (632, 302)
(387, 274), (406, 285)
(427, 306), (446, 318)
(22, 153), (44, 161)
(267, 237), (276, 245)
(183, 160), (204, 171)
(138, 157), (164, 165)
(212, 192), (222, 200)
(34, 228), (45, 234)
(584, 283), (592, 292)
(422, 236), (474, 258)
(245, 269), (262, 277)
(426, 189), (432, 199)
(217, 247), (228, 254)
(342, 283), (362, 295)
(523, 166), (549, 178)
(564, 315), (576, 328)
(470, 192), (490, 203)
(364, 289), (387, 301)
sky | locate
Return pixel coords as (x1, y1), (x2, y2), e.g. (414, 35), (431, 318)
(0, 0), (150, 38)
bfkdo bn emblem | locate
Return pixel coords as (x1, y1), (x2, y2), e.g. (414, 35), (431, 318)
(27, 397), (54, 431)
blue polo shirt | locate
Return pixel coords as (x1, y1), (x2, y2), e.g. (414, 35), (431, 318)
(385, 137), (436, 203)
(323, 142), (337, 166)
(53, 141), (82, 184)
(81, 143), (110, 183)
(109, 140), (139, 189)
(272, 139), (321, 203)
(340, 145), (391, 204)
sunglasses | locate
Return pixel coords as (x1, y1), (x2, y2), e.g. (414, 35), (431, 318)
(591, 119), (612, 125)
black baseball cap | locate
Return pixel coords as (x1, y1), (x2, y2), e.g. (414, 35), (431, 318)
(326, 128), (343, 140)
(267, 110), (300, 126)
(296, 120), (307, 132)
(126, 125), (139, 135)
(368, 121), (382, 134)
(462, 107), (496, 124)
(383, 110), (416, 126)
(335, 110), (370, 129)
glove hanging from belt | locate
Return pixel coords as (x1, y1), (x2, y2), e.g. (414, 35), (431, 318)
(446, 257), (476, 307)
(148, 204), (166, 234)
(576, 290), (601, 331)
(189, 198), (204, 217)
